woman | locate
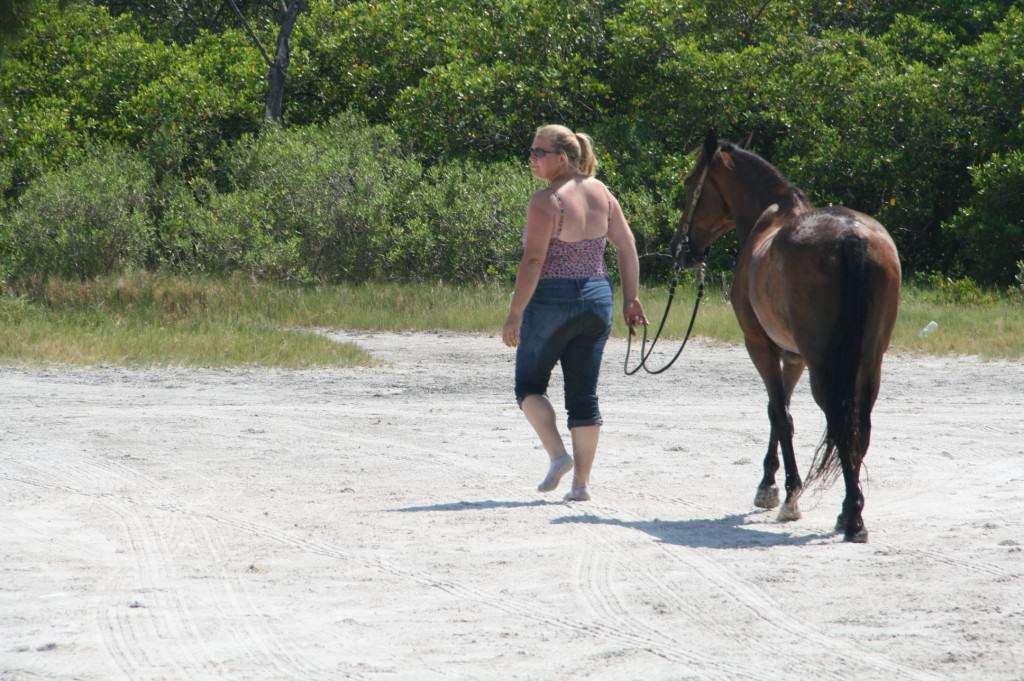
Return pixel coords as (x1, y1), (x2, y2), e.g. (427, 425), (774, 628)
(502, 124), (647, 501)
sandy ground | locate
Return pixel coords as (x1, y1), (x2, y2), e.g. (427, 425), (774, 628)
(1, 330), (1022, 681)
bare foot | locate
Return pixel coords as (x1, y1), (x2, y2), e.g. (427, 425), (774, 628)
(563, 486), (590, 502)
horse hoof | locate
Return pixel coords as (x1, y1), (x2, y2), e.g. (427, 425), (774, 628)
(754, 486), (780, 509)
(776, 502), (801, 522)
(836, 514), (868, 542)
(844, 528), (869, 543)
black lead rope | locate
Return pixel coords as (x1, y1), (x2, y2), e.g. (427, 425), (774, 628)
(624, 264), (706, 375)
(624, 143), (718, 376)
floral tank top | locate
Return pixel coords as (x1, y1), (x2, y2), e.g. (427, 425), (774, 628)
(532, 187), (609, 280)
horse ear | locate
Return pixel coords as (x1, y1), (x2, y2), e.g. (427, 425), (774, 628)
(704, 128), (718, 159)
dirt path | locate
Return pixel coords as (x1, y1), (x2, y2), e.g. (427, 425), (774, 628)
(2, 331), (1022, 680)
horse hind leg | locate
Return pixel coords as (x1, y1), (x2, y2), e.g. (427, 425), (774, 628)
(836, 472), (867, 543)
(754, 434), (781, 509)
(757, 354), (805, 519)
(765, 401), (803, 521)
(753, 426), (801, 517)
(836, 400), (873, 542)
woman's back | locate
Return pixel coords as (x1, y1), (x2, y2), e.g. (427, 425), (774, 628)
(540, 178), (610, 280)
(548, 177), (611, 242)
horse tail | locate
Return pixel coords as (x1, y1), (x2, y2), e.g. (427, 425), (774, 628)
(807, 233), (872, 487)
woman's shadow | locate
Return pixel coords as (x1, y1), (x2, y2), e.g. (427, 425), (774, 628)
(393, 499), (563, 513)
(551, 512), (831, 549)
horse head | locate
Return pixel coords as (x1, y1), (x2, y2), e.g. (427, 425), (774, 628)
(671, 128), (737, 271)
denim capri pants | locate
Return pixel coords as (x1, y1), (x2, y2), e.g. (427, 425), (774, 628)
(514, 277), (614, 429)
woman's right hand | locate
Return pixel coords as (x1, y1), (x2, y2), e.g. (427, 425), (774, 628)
(624, 298), (648, 332)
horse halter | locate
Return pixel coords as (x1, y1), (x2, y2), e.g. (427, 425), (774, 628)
(673, 145), (720, 271)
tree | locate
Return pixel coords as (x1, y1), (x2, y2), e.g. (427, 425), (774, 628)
(226, 0), (303, 121)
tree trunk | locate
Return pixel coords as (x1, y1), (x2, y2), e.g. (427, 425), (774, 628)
(264, 0), (301, 121)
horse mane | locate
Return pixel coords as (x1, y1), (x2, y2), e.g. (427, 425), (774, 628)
(718, 139), (810, 210)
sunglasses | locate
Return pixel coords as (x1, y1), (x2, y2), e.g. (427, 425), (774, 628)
(529, 147), (559, 159)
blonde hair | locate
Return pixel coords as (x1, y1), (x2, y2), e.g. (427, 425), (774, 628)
(535, 124), (597, 177)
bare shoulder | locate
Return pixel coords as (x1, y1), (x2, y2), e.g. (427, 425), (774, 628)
(582, 176), (611, 195)
(524, 188), (559, 242)
(582, 177), (621, 207)
(527, 187), (559, 215)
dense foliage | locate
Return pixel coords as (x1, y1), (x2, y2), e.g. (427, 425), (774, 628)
(1, 0), (1023, 287)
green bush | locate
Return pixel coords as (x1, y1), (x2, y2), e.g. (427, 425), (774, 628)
(602, 24), (966, 277)
(3, 143), (154, 280)
(1010, 260), (1024, 302)
(400, 160), (535, 281)
(150, 113), (541, 284)
(944, 150), (1024, 285)
(910, 271), (999, 305)
(0, 0), (172, 185)
(386, 0), (613, 161)
(189, 113), (423, 282)
(4, 0), (1024, 287)
(0, 152), (12, 209)
(880, 14), (956, 67)
(0, 2), (264, 189)
(289, 0), (457, 125)
(946, 7), (1024, 153)
(155, 181), (291, 284)
(777, 42), (964, 274)
(865, 1), (1016, 44)
(117, 29), (265, 178)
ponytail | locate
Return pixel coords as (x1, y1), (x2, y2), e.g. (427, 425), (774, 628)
(575, 133), (597, 177)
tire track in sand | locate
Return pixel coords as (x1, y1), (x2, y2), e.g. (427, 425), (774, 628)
(2, 457), (362, 681)
(3, 464), (760, 678)
(571, 542), (764, 681)
(568, 496), (947, 681)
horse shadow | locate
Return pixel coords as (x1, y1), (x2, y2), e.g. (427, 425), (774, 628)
(392, 499), (830, 548)
(551, 512), (831, 549)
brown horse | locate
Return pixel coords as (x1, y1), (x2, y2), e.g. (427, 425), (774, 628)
(671, 130), (901, 542)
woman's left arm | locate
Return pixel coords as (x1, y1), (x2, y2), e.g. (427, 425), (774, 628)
(606, 191), (648, 329)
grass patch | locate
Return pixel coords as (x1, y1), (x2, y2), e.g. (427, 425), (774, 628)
(0, 277), (375, 368)
(0, 272), (1021, 367)
(892, 283), (1024, 358)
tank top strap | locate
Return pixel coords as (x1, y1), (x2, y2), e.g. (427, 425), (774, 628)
(605, 184), (613, 228)
(548, 187), (565, 238)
